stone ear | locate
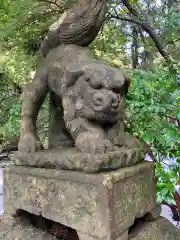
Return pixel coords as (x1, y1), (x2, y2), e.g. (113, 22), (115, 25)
(65, 70), (84, 87)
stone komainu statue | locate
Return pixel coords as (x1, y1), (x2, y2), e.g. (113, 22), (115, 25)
(18, 0), (140, 154)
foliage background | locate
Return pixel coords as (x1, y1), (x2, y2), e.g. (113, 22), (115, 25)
(0, 0), (179, 221)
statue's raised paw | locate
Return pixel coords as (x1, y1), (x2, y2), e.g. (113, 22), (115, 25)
(18, 133), (43, 152)
(75, 132), (113, 154)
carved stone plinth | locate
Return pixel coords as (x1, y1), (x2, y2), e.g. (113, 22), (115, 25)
(4, 161), (156, 240)
(13, 148), (145, 173)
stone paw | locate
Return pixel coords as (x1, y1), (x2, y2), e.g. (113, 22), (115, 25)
(18, 133), (43, 152)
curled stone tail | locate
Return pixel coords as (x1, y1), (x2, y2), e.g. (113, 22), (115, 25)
(39, 0), (107, 57)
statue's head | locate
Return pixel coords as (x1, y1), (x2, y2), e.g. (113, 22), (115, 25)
(65, 62), (130, 125)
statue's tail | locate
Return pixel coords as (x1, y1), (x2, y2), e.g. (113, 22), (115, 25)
(39, 0), (107, 57)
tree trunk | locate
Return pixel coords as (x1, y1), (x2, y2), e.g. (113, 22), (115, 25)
(141, 51), (154, 70)
(120, 0), (172, 65)
(131, 26), (138, 68)
(167, 0), (173, 9)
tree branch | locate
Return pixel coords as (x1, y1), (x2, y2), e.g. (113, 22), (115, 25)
(110, 0), (173, 64)
(107, 14), (141, 25)
(167, 37), (180, 45)
(16, 9), (59, 31)
(38, 0), (62, 8)
(121, 0), (139, 17)
(140, 23), (170, 62)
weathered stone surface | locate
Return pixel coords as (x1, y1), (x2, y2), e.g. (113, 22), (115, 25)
(4, 161), (156, 240)
(144, 205), (162, 221)
(19, 0), (137, 157)
(48, 92), (74, 149)
(18, 41), (134, 155)
(77, 230), (128, 240)
(128, 217), (180, 240)
(13, 147), (145, 173)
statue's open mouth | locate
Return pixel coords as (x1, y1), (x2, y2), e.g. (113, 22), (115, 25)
(91, 105), (119, 114)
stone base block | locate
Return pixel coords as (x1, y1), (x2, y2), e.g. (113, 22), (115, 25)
(129, 217), (179, 240)
(4, 162), (156, 240)
(77, 217), (180, 240)
(78, 230), (128, 240)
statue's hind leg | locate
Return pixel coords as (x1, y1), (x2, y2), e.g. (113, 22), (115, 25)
(48, 92), (74, 149)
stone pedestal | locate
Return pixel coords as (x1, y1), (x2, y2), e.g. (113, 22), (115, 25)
(4, 161), (156, 240)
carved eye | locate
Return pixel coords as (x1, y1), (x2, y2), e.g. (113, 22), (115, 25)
(93, 83), (102, 90)
(112, 87), (121, 94)
(85, 77), (90, 82)
(89, 81), (102, 89)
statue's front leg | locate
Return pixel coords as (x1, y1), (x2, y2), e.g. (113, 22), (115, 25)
(70, 118), (112, 154)
(107, 121), (142, 149)
(62, 97), (112, 154)
(18, 71), (48, 152)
